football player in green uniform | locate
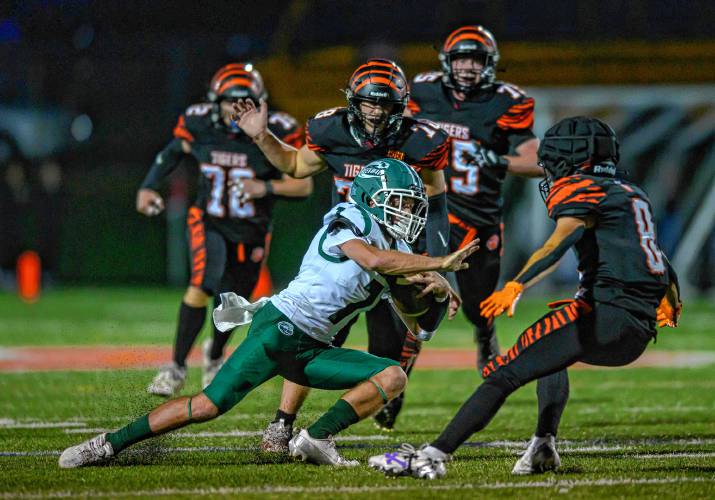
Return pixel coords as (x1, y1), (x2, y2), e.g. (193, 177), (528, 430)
(59, 159), (474, 469)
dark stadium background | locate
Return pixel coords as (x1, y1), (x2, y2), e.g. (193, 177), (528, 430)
(1, 0), (714, 290)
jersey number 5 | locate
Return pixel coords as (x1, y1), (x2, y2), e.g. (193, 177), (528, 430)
(631, 198), (665, 274)
(201, 164), (256, 219)
(449, 139), (480, 195)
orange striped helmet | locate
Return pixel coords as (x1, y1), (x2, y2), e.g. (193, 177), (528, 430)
(207, 62), (267, 104)
(439, 25), (499, 92)
(345, 59), (409, 145)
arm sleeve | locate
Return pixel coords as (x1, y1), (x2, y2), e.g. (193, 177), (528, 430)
(417, 296), (448, 333)
(140, 138), (186, 190)
(425, 192), (449, 257)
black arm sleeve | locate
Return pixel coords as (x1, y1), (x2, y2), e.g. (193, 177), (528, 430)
(663, 254), (680, 299)
(140, 138), (186, 190)
(417, 296), (449, 333)
(514, 225), (585, 285)
(425, 192), (449, 257)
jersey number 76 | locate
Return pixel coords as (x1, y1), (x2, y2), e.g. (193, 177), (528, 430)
(201, 164), (256, 218)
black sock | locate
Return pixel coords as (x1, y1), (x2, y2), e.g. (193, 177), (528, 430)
(273, 409), (296, 425)
(535, 370), (569, 437)
(173, 302), (207, 367)
(209, 327), (232, 360)
(432, 378), (512, 454)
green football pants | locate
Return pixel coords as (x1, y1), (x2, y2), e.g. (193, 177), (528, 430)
(203, 302), (398, 413)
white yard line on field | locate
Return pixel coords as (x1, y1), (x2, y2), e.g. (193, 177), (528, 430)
(1, 477), (713, 498)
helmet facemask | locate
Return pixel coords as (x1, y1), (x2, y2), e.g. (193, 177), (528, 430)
(346, 94), (406, 146)
(371, 188), (427, 243)
(440, 51), (498, 93)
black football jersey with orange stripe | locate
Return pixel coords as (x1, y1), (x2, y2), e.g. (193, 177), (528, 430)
(409, 73), (536, 226)
(546, 174), (669, 318)
(305, 107), (449, 206)
(172, 103), (303, 244)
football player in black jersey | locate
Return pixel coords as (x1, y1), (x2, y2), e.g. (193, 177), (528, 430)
(233, 58), (454, 445)
(137, 63), (312, 397)
(408, 25), (544, 374)
(368, 116), (682, 479)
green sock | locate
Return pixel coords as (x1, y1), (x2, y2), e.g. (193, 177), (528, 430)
(106, 414), (152, 453)
(307, 399), (359, 439)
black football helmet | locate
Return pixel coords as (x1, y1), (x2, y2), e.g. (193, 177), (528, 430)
(439, 25), (499, 93)
(538, 116), (620, 200)
(345, 58), (409, 146)
(207, 63), (268, 129)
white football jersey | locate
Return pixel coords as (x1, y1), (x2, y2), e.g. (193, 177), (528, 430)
(271, 202), (411, 344)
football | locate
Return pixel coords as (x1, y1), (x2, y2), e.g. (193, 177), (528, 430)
(385, 275), (431, 317)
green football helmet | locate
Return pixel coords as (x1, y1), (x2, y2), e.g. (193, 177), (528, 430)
(350, 158), (427, 243)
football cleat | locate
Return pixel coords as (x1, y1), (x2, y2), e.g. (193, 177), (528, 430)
(288, 429), (358, 467)
(368, 443), (448, 480)
(373, 394), (404, 431)
(512, 434), (561, 475)
(59, 433), (114, 468)
(261, 418), (293, 453)
(147, 363), (186, 397)
(202, 339), (223, 389)
(476, 332), (500, 376)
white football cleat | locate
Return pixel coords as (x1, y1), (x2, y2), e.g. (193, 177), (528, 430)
(261, 418), (293, 453)
(147, 363), (186, 397)
(368, 443), (448, 479)
(202, 339), (224, 389)
(288, 429), (358, 467)
(59, 433), (114, 468)
(512, 434), (561, 475)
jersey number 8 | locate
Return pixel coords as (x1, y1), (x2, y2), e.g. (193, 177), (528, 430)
(631, 198), (665, 275)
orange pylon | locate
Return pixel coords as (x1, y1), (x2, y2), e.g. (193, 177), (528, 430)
(17, 250), (41, 303)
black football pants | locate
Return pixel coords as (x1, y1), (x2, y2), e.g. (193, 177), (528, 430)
(432, 301), (654, 454)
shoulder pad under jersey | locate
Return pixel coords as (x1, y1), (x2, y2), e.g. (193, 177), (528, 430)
(173, 102), (213, 142)
(490, 81), (535, 131)
(399, 117), (450, 171)
(408, 72), (445, 114)
(546, 174), (607, 220)
(267, 110), (304, 148)
(306, 107), (351, 153)
(323, 202), (377, 238)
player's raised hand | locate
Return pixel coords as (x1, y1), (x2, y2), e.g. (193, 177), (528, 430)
(232, 98), (268, 140)
(439, 239), (479, 272)
(480, 281), (524, 319)
(136, 188), (165, 216)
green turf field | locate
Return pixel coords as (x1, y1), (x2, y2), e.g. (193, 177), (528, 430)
(1, 288), (714, 498)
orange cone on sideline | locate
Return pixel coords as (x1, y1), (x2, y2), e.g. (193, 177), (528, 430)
(17, 250), (41, 303)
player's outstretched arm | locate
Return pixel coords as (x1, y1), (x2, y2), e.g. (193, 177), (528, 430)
(232, 99), (326, 178)
(481, 216), (588, 319)
(340, 238), (478, 275)
(136, 138), (192, 216)
(503, 138), (543, 177)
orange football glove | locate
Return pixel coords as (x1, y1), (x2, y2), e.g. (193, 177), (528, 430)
(480, 281), (524, 319)
(656, 296), (682, 328)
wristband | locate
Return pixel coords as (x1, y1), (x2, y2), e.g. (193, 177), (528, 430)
(265, 180), (274, 196)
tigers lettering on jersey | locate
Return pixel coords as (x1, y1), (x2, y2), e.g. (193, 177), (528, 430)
(409, 73), (536, 226)
(172, 102), (303, 244)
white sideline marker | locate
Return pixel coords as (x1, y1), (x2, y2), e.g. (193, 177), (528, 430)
(1, 477), (713, 498)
